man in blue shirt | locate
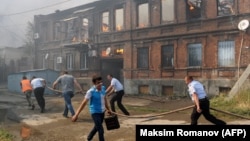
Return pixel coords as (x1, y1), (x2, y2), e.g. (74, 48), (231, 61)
(185, 76), (226, 125)
(72, 75), (111, 141)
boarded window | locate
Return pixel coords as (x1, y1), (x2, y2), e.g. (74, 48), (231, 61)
(219, 87), (231, 95)
(162, 86), (173, 97)
(139, 85), (149, 94)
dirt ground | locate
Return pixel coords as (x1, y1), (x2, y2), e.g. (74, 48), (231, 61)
(1, 91), (250, 141)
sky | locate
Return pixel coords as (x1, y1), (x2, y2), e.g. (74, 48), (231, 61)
(0, 0), (98, 48)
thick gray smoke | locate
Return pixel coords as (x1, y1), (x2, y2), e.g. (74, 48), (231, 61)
(0, 0), (98, 48)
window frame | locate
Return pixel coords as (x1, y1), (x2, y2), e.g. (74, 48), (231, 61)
(137, 47), (149, 69)
(137, 1), (150, 28)
(101, 11), (110, 32)
(186, 0), (202, 21)
(217, 0), (235, 16)
(218, 40), (235, 67)
(187, 43), (202, 67)
(161, 0), (175, 24)
(66, 53), (74, 70)
(80, 52), (89, 70)
(114, 7), (124, 31)
(161, 45), (174, 68)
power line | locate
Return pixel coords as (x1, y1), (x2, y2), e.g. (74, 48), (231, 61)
(2, 0), (72, 17)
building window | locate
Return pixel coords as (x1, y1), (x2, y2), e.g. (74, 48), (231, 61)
(161, 0), (175, 23)
(42, 56), (46, 69)
(137, 47), (149, 69)
(188, 43), (202, 67)
(115, 8), (124, 31)
(137, 2), (149, 28)
(82, 18), (89, 42)
(41, 22), (49, 41)
(186, 0), (202, 20)
(102, 11), (109, 32)
(217, 0), (235, 16)
(218, 41), (235, 67)
(53, 22), (61, 40)
(53, 55), (61, 71)
(66, 19), (77, 41)
(66, 53), (73, 70)
(42, 54), (48, 69)
(80, 52), (88, 69)
(161, 45), (174, 68)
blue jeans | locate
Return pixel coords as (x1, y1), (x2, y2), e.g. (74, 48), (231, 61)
(63, 91), (75, 116)
(87, 113), (105, 141)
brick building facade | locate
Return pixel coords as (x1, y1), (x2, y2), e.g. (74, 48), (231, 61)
(33, 0), (250, 97)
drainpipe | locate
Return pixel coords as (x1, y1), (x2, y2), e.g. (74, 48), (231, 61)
(130, 0), (134, 79)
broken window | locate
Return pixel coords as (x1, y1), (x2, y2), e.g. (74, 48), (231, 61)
(82, 18), (89, 41)
(161, 45), (174, 68)
(186, 0), (202, 20)
(66, 53), (74, 70)
(218, 41), (235, 67)
(40, 22), (49, 41)
(115, 8), (124, 31)
(137, 47), (149, 69)
(53, 22), (61, 41)
(161, 0), (175, 23)
(80, 52), (88, 70)
(217, 0), (235, 16)
(102, 11), (110, 32)
(66, 19), (77, 41)
(188, 43), (202, 67)
(137, 2), (149, 28)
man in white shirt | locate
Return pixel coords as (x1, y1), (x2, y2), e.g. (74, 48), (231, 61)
(106, 74), (130, 115)
(185, 76), (226, 125)
(31, 76), (46, 113)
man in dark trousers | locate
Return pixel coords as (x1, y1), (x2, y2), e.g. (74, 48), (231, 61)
(72, 75), (111, 141)
(184, 76), (226, 125)
(106, 74), (130, 116)
(52, 71), (83, 118)
(30, 76), (46, 113)
(20, 76), (35, 110)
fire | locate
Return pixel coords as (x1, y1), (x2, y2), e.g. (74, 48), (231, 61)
(116, 24), (123, 31)
(102, 23), (109, 32)
(116, 48), (123, 54)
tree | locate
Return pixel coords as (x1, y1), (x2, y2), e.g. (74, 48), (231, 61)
(23, 21), (35, 69)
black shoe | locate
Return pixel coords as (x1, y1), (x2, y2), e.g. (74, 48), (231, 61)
(31, 105), (35, 110)
(62, 114), (69, 118)
(41, 109), (45, 113)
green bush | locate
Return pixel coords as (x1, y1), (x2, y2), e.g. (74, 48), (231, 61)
(0, 128), (14, 141)
(210, 90), (250, 119)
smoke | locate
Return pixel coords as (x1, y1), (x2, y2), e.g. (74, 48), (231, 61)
(0, 0), (98, 48)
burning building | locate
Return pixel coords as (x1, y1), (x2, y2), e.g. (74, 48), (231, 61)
(33, 0), (250, 97)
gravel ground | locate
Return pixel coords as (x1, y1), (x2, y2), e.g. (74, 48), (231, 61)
(1, 89), (250, 141)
